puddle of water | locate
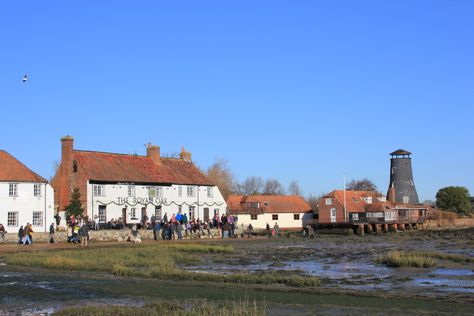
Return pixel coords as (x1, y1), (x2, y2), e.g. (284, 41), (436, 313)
(412, 278), (474, 293)
(431, 268), (474, 277)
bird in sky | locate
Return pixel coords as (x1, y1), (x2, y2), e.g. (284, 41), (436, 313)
(22, 74), (28, 83)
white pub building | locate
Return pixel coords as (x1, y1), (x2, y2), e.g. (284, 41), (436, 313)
(0, 150), (54, 232)
(52, 136), (226, 226)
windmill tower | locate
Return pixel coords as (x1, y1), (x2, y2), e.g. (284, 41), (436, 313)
(387, 149), (419, 204)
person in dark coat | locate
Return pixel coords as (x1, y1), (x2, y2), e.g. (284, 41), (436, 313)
(49, 223), (55, 243)
(247, 224), (253, 238)
(18, 226), (24, 244)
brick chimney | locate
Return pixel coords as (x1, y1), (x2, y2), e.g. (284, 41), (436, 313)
(59, 135), (74, 211)
(180, 146), (192, 162)
(147, 143), (161, 164)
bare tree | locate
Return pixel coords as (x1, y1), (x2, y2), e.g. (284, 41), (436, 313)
(263, 178), (286, 195)
(346, 178), (378, 192)
(236, 176), (264, 195)
(161, 152), (180, 158)
(205, 158), (236, 200)
(306, 193), (326, 215)
(288, 180), (302, 196)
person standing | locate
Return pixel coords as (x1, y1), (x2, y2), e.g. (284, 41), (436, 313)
(266, 223), (271, 238)
(17, 225), (24, 244)
(153, 221), (161, 241)
(23, 223), (31, 245)
(0, 223), (6, 242)
(177, 222), (183, 240)
(80, 222), (89, 247)
(273, 222), (280, 238)
(49, 223), (55, 243)
(94, 214), (99, 230)
(247, 223), (253, 238)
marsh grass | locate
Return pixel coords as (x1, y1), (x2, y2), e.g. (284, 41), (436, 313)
(53, 298), (266, 316)
(3, 243), (320, 288)
(375, 250), (474, 268)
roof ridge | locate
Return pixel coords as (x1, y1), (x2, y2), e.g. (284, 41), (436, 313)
(75, 149), (148, 158)
(0, 150), (48, 183)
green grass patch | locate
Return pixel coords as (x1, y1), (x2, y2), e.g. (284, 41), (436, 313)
(53, 298), (266, 316)
(375, 251), (437, 268)
(375, 250), (474, 268)
(2, 243), (320, 288)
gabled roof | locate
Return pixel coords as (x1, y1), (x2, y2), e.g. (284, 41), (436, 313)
(324, 190), (386, 213)
(0, 150), (47, 183)
(73, 150), (213, 186)
(227, 195), (312, 213)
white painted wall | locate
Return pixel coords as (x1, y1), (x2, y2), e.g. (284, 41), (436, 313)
(233, 212), (313, 230)
(84, 182), (227, 225)
(0, 182), (55, 233)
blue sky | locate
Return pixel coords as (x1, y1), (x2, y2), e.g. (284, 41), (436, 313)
(1, 1), (473, 201)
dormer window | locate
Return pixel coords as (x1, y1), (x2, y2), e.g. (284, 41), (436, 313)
(325, 198), (333, 205)
(364, 197), (373, 204)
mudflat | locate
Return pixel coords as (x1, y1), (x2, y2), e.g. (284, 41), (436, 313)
(0, 228), (473, 315)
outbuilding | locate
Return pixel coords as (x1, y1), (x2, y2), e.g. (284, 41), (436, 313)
(226, 195), (313, 231)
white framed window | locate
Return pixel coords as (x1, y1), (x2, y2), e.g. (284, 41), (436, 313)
(178, 205), (182, 213)
(251, 214), (258, 220)
(130, 208), (137, 219)
(93, 185), (105, 196)
(9, 183), (18, 197)
(325, 198), (333, 205)
(403, 196), (410, 204)
(207, 187), (213, 198)
(178, 186), (183, 197)
(7, 212), (18, 226)
(98, 205), (107, 223)
(363, 197), (373, 204)
(128, 185), (135, 197)
(352, 213), (359, 221)
(294, 214), (300, 220)
(272, 214), (278, 220)
(34, 184), (42, 197)
(187, 186), (195, 197)
(156, 187), (162, 198)
(189, 206), (195, 220)
(32, 211), (43, 226)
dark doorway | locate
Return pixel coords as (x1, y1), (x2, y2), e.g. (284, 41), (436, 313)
(204, 208), (210, 221)
(122, 208), (127, 225)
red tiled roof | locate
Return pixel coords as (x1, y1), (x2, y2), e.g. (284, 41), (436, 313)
(325, 190), (387, 213)
(73, 150), (213, 185)
(0, 150), (47, 183)
(227, 195), (312, 213)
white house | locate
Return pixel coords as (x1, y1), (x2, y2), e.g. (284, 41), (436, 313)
(227, 195), (313, 230)
(0, 150), (54, 232)
(52, 136), (226, 226)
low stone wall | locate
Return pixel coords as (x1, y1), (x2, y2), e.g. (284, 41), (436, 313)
(0, 228), (244, 244)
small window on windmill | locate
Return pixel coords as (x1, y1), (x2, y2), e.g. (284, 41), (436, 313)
(73, 160), (78, 173)
(403, 196), (410, 204)
(264, 202), (268, 206)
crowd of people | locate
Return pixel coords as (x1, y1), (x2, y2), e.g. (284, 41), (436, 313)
(143, 212), (238, 241)
(0, 211), (315, 246)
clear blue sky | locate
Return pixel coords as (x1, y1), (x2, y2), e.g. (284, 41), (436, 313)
(1, 1), (473, 201)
